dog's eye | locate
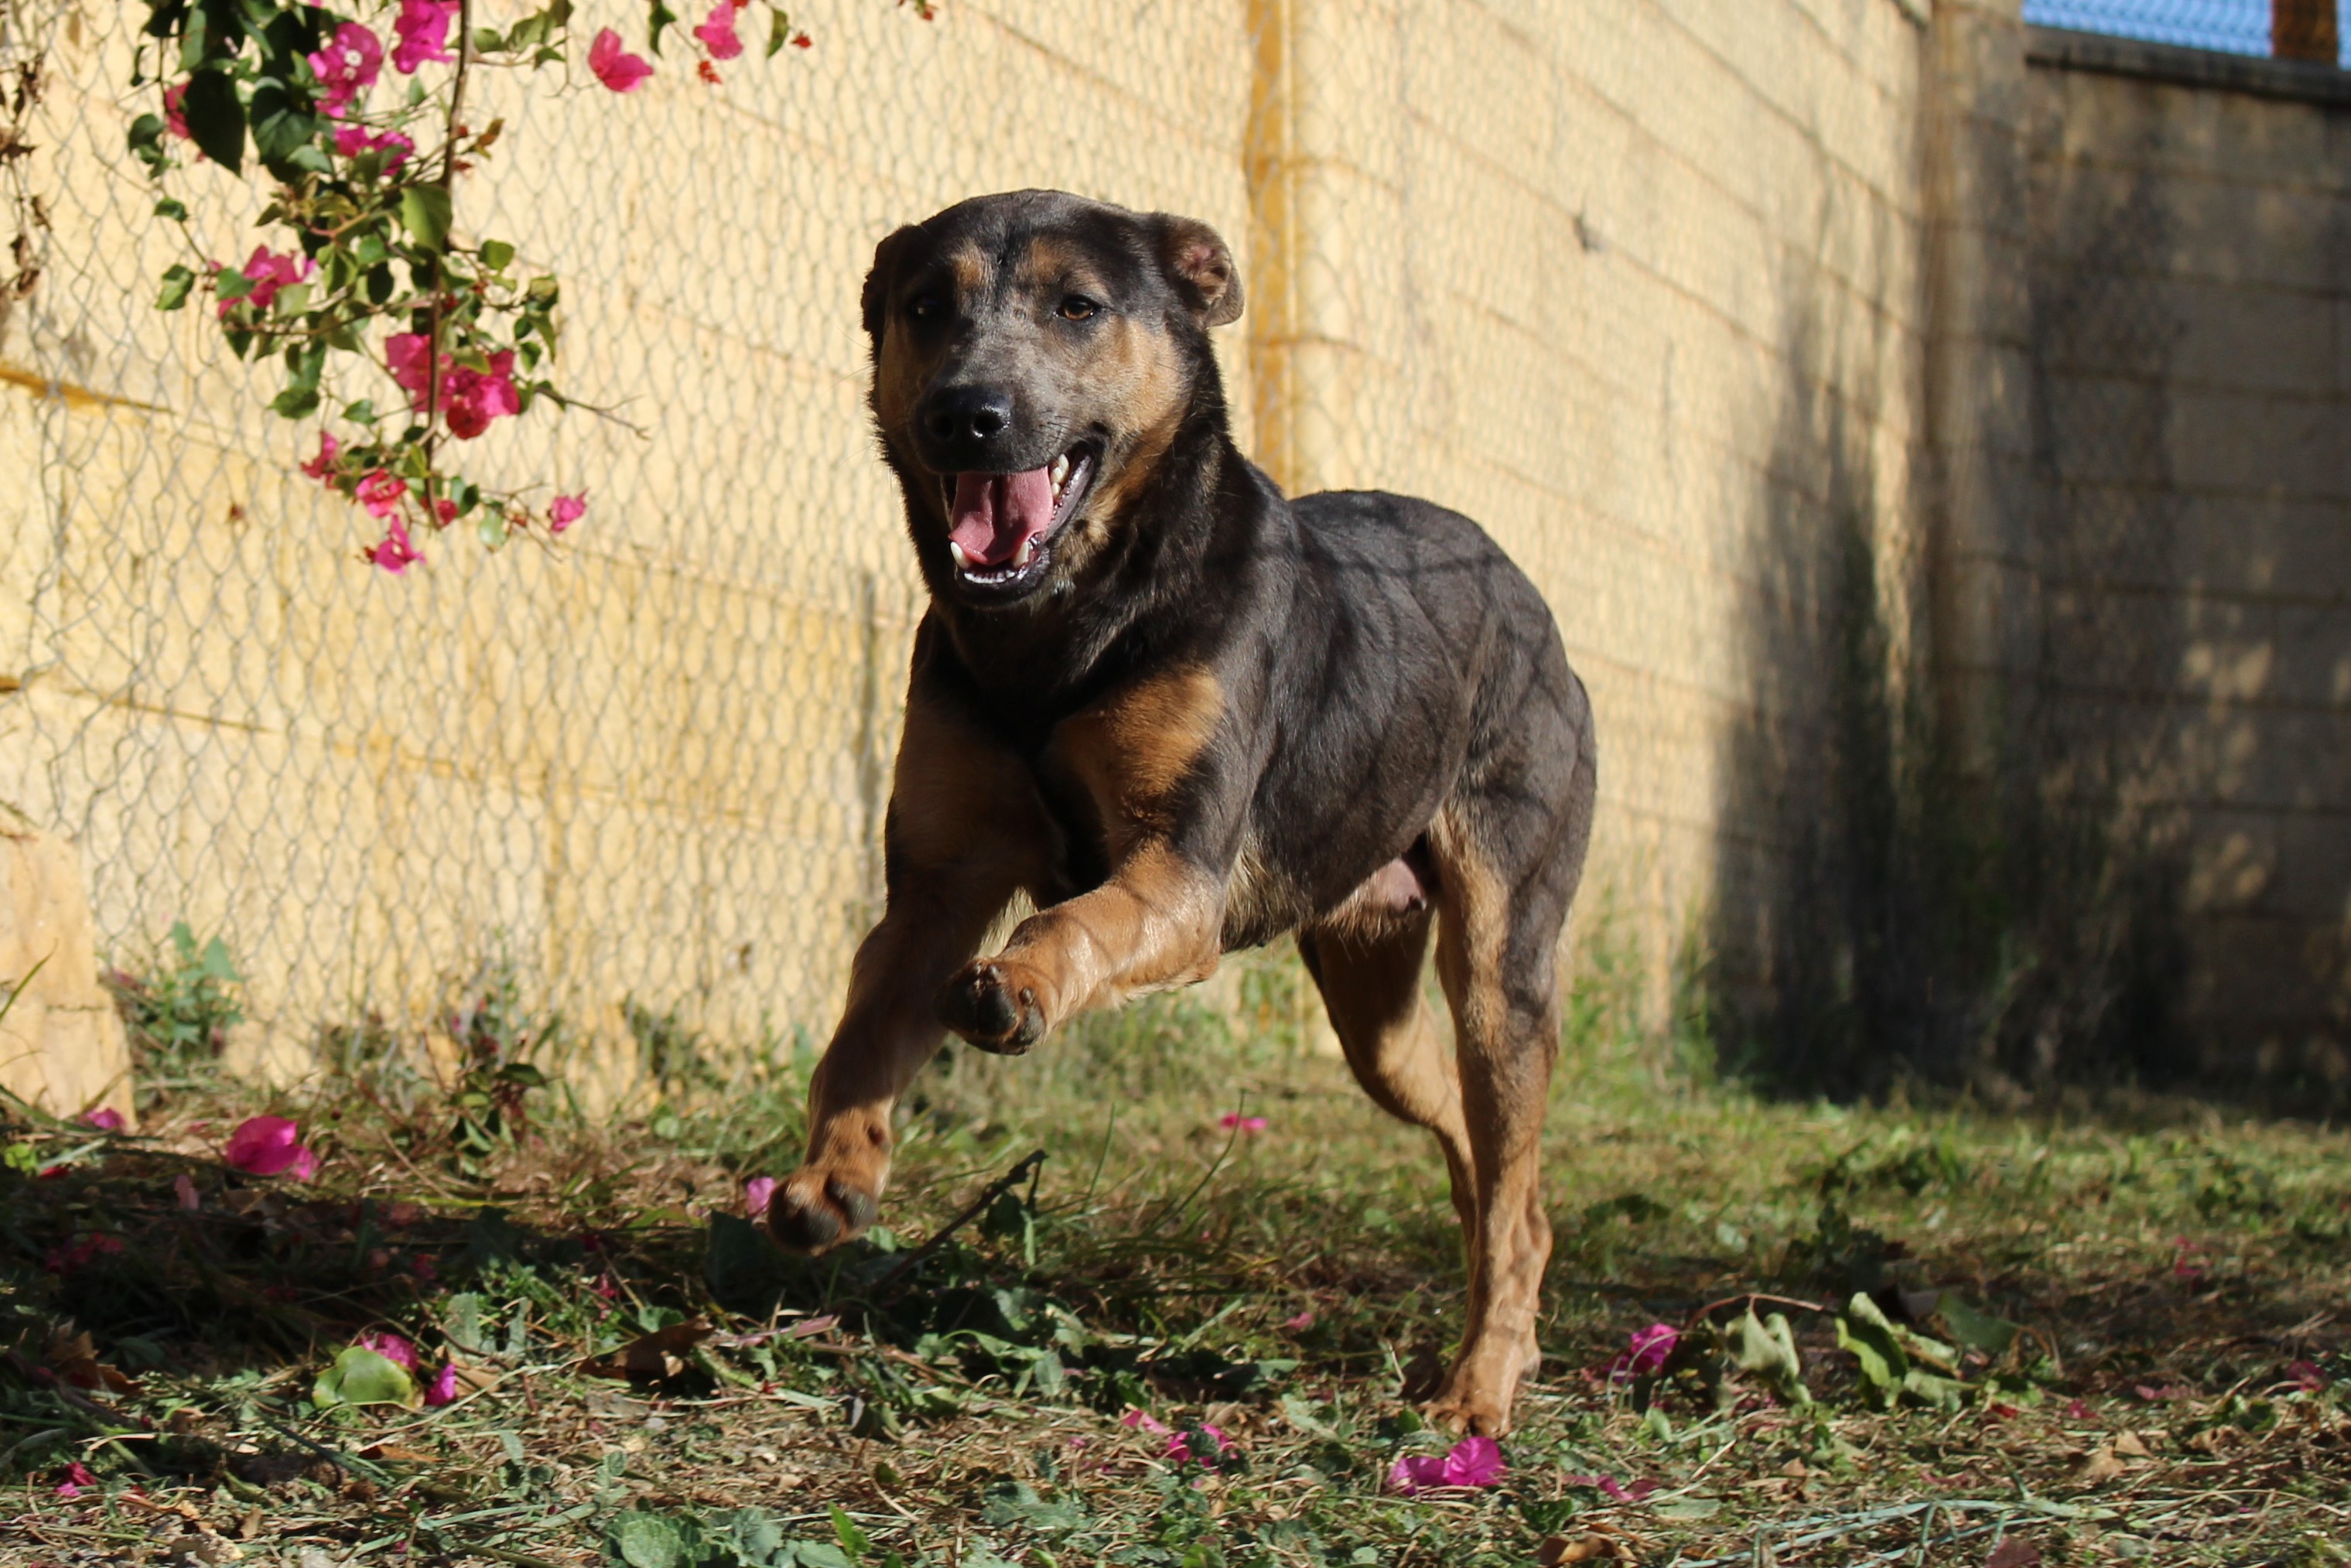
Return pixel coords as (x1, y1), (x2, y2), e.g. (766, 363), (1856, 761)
(907, 294), (943, 322)
(1057, 295), (1099, 322)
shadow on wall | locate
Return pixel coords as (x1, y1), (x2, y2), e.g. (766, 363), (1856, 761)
(1705, 190), (2199, 1104)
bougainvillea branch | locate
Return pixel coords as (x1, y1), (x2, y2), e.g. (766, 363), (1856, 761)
(124, 0), (924, 571)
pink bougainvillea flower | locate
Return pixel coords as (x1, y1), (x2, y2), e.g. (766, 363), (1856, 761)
(300, 431), (340, 481)
(410, 1251), (438, 1281)
(162, 81), (190, 140)
(367, 517), (425, 574)
(744, 1175), (777, 1217)
(174, 1172), (201, 1211)
(78, 1107), (125, 1132)
(43, 1234), (125, 1273)
(357, 470), (409, 519)
(442, 352), (521, 439)
(548, 492), (586, 534)
(1602, 1322), (1680, 1382)
(424, 1361), (460, 1406)
(218, 246), (313, 318)
(332, 122), (414, 169)
(357, 1332), (419, 1370)
(589, 28), (654, 92)
(1218, 1112), (1268, 1132)
(391, 0), (460, 73)
(54, 1460), (96, 1497)
(308, 21), (384, 115)
(693, 3), (745, 60)
(223, 1115), (318, 1177)
(1283, 1307), (1315, 1331)
(1120, 1409), (1171, 1436)
(384, 331), (434, 402)
(1389, 1434), (1505, 1495)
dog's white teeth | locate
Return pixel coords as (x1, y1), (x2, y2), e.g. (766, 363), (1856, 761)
(949, 541), (970, 571)
(1013, 537), (1035, 569)
(1050, 454), (1069, 492)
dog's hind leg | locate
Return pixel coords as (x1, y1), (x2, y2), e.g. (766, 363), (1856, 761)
(1298, 912), (1478, 1266)
(1423, 656), (1596, 1435)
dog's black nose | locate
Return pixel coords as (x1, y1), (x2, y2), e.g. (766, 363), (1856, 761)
(923, 386), (1013, 449)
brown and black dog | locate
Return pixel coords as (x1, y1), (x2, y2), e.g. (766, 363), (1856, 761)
(767, 189), (1597, 1435)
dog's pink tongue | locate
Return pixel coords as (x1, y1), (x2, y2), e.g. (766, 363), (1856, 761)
(949, 469), (1056, 566)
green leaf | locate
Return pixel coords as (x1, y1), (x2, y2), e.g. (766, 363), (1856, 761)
(153, 196), (190, 220)
(648, 0), (678, 53)
(157, 263), (196, 311)
(341, 398), (378, 424)
(180, 68), (245, 175)
(1835, 1293), (1908, 1405)
(1936, 1294), (2021, 1358)
(480, 238), (514, 272)
(366, 264), (396, 305)
(248, 78), (317, 176)
(399, 184), (453, 254)
(271, 385), (321, 418)
(766, 8), (791, 56)
(313, 1346), (419, 1408)
(830, 1505), (872, 1558)
(1728, 1309), (1811, 1406)
(604, 1509), (701, 1568)
(471, 25), (507, 53)
(1654, 1497), (1722, 1522)
(128, 112), (169, 171)
(477, 511), (510, 548)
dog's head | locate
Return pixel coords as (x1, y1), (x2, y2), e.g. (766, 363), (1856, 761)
(861, 190), (1243, 608)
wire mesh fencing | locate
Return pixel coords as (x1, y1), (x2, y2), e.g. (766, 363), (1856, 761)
(17, 0), (2305, 1097)
(2025, 0), (2346, 62)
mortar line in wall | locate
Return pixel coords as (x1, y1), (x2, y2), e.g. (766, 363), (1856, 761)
(2036, 366), (2351, 405)
(2027, 678), (2351, 722)
(2029, 145), (2351, 207)
(2035, 573), (2351, 614)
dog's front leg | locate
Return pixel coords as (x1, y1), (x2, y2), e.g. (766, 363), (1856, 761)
(769, 675), (1044, 1254)
(938, 842), (1224, 1054)
(767, 877), (1015, 1252)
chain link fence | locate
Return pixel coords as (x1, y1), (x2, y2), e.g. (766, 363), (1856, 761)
(20, 0), (2319, 1098)
(2025, 0), (2346, 61)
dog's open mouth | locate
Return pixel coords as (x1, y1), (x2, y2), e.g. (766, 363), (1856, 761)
(938, 443), (1096, 592)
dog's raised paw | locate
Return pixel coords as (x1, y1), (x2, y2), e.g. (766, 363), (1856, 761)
(937, 961), (1047, 1054)
(766, 1170), (879, 1255)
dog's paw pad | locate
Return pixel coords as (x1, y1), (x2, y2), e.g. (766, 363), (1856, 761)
(938, 962), (1047, 1055)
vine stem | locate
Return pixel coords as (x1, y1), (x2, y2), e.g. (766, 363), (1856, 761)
(419, 0), (474, 523)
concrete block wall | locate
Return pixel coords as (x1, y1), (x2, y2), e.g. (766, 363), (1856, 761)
(2019, 28), (2351, 1083)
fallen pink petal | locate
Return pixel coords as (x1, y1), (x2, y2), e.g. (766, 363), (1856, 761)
(424, 1362), (460, 1406)
(223, 1115), (309, 1176)
(1218, 1112), (1269, 1132)
(1604, 1321), (1680, 1382)
(173, 1173), (201, 1210)
(56, 1460), (95, 1496)
(1283, 1308), (1315, 1331)
(357, 1332), (419, 1370)
(78, 1107), (124, 1132)
(744, 1176), (777, 1216)
(1121, 1409), (1170, 1436)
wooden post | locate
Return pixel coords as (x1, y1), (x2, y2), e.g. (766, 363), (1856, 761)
(2274, 0), (2339, 62)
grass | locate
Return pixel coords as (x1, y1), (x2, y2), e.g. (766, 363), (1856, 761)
(5, 947), (2351, 1567)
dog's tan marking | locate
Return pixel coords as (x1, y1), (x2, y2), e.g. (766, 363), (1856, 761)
(1053, 664), (1222, 841)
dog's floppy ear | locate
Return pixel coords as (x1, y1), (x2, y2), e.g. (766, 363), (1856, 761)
(860, 224), (924, 342)
(1154, 215), (1243, 327)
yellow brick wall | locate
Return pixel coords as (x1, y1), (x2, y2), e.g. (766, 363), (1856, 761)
(2, 0), (1933, 1088)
